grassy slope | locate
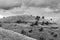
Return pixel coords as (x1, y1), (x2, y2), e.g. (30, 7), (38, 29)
(0, 15), (35, 23)
(0, 27), (36, 40)
(0, 15), (59, 40)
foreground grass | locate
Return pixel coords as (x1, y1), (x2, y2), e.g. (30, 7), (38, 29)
(0, 27), (36, 40)
(1, 23), (60, 40)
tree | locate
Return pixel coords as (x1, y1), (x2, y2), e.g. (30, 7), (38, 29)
(35, 16), (40, 21)
(45, 21), (49, 25)
(34, 16), (40, 26)
(41, 21), (45, 25)
(38, 27), (43, 32)
(21, 30), (26, 35)
(30, 23), (34, 26)
(38, 36), (45, 40)
(28, 29), (32, 33)
(50, 18), (52, 21)
(53, 34), (58, 38)
(34, 21), (38, 25)
(0, 24), (2, 27)
(50, 32), (54, 35)
(15, 20), (22, 23)
(42, 16), (44, 19)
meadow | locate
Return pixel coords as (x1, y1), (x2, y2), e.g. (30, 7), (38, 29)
(0, 15), (59, 40)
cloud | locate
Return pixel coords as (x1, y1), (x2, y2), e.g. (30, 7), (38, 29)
(0, 0), (60, 17)
(0, 0), (60, 10)
(0, 0), (22, 10)
(23, 0), (60, 9)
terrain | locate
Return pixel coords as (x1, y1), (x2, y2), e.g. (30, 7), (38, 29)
(0, 15), (59, 40)
(0, 0), (60, 40)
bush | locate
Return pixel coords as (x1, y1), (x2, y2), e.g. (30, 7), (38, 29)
(35, 16), (40, 21)
(34, 21), (38, 25)
(50, 32), (54, 35)
(41, 21), (45, 25)
(42, 16), (44, 19)
(38, 36), (46, 40)
(15, 20), (22, 23)
(53, 34), (58, 38)
(28, 29), (32, 33)
(21, 30), (26, 35)
(50, 27), (59, 29)
(0, 24), (2, 27)
(38, 27), (43, 32)
(45, 21), (49, 25)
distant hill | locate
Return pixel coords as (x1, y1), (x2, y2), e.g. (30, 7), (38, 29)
(0, 15), (57, 24)
(0, 15), (35, 23)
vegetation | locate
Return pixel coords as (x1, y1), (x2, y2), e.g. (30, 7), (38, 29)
(0, 15), (59, 40)
(38, 36), (46, 40)
(21, 30), (26, 35)
(42, 16), (44, 19)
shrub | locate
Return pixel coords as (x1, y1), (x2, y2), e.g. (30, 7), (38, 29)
(28, 29), (32, 33)
(21, 30), (26, 35)
(45, 21), (49, 25)
(38, 36), (46, 40)
(15, 20), (22, 23)
(50, 27), (59, 29)
(53, 34), (58, 38)
(30, 21), (39, 26)
(41, 21), (45, 25)
(50, 19), (53, 21)
(30, 24), (34, 26)
(50, 32), (54, 35)
(34, 21), (38, 25)
(35, 16), (40, 21)
(0, 24), (2, 27)
(42, 16), (44, 19)
(38, 27), (43, 32)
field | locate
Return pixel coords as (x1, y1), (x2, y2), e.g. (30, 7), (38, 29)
(0, 15), (59, 40)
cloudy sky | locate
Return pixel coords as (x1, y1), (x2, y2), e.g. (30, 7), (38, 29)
(0, 0), (60, 9)
(0, 0), (60, 21)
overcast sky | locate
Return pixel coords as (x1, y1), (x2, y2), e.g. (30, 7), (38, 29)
(0, 0), (59, 9)
(0, 0), (60, 19)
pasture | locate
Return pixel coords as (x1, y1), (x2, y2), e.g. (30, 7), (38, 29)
(0, 15), (59, 40)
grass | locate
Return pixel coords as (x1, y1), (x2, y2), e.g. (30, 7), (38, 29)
(0, 15), (59, 40)
(0, 27), (36, 40)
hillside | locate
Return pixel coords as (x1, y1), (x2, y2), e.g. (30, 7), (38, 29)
(0, 27), (36, 40)
(0, 15), (59, 40)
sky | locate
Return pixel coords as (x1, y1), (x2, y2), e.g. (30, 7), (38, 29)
(0, 0), (59, 9)
(0, 0), (59, 10)
(0, 0), (60, 21)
